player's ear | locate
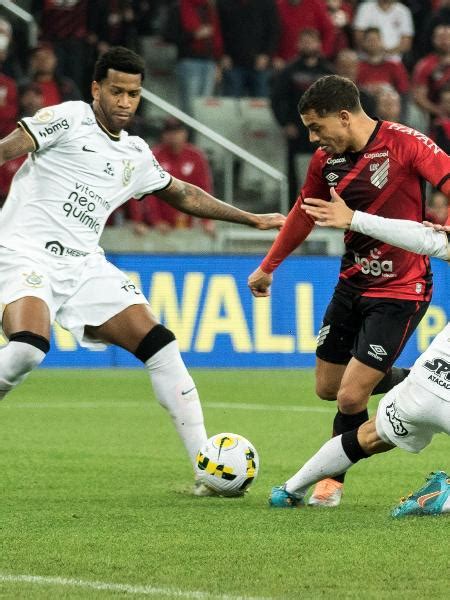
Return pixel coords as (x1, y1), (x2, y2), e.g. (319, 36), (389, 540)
(91, 80), (100, 101)
(339, 110), (351, 127)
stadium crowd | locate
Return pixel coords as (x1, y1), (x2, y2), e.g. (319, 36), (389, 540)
(0, 0), (449, 231)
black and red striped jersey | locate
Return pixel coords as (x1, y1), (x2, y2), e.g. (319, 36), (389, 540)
(262, 120), (450, 301)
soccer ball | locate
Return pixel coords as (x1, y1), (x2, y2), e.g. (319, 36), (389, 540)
(196, 433), (259, 496)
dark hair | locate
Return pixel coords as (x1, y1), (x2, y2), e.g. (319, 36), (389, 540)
(298, 75), (361, 117)
(93, 46), (145, 83)
(363, 27), (381, 38)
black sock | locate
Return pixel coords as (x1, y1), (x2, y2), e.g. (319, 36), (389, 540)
(332, 409), (368, 483)
(341, 429), (369, 464)
(372, 367), (410, 395)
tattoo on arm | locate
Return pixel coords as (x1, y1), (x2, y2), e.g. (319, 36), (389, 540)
(155, 178), (257, 226)
(0, 127), (36, 165)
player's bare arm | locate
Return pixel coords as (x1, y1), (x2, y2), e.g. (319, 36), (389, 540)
(155, 177), (286, 230)
(0, 127), (35, 166)
(301, 187), (354, 228)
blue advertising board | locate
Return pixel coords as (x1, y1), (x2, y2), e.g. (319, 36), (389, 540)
(33, 254), (448, 368)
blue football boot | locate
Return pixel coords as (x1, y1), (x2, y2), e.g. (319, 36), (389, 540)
(391, 471), (450, 518)
(269, 485), (305, 508)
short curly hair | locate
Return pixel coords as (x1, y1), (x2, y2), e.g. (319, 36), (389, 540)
(298, 75), (361, 117)
(93, 46), (145, 83)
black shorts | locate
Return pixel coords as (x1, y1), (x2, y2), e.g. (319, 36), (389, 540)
(316, 285), (430, 373)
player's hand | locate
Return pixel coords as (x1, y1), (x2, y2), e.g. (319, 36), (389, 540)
(301, 187), (354, 228)
(253, 213), (286, 230)
(423, 220), (450, 232)
(248, 267), (273, 297)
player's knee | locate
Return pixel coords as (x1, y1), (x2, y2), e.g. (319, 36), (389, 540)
(315, 380), (338, 401)
(134, 324), (176, 363)
(337, 386), (367, 414)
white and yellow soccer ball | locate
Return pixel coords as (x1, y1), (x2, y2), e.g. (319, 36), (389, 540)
(196, 433), (259, 496)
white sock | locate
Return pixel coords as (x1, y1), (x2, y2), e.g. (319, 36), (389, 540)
(285, 436), (353, 496)
(145, 340), (207, 469)
(0, 341), (46, 400)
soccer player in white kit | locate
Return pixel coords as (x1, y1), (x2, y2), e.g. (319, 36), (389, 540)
(269, 188), (450, 516)
(0, 47), (285, 495)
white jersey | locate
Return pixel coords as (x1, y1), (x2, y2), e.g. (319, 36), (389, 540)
(0, 101), (171, 258)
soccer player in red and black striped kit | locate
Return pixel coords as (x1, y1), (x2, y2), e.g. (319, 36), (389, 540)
(248, 75), (450, 507)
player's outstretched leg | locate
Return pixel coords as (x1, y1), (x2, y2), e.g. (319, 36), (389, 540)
(391, 471), (450, 518)
(0, 332), (49, 399)
(269, 429), (370, 508)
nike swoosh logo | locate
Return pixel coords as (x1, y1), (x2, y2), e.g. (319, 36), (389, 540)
(418, 490), (443, 508)
(181, 386), (196, 395)
(82, 145), (96, 152)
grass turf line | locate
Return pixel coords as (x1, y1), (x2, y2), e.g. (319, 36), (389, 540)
(0, 369), (447, 599)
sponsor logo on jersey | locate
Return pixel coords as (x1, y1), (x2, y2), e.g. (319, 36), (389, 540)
(385, 402), (408, 436)
(326, 157), (346, 165)
(45, 240), (88, 257)
(122, 159), (135, 186)
(38, 118), (70, 139)
(364, 151), (389, 159)
(33, 108), (54, 123)
(62, 182), (110, 234)
(422, 356), (450, 390)
(104, 162), (115, 177)
(387, 123), (443, 155)
(354, 248), (395, 278)
(22, 271), (44, 288)
(368, 344), (387, 361)
(128, 141), (143, 153)
(81, 117), (96, 126)
(369, 157), (389, 189)
(152, 156), (167, 180)
(326, 172), (339, 183)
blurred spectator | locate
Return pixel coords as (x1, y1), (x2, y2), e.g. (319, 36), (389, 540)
(412, 24), (450, 121)
(430, 84), (450, 153)
(0, 17), (23, 81)
(271, 28), (333, 206)
(374, 86), (401, 121)
(21, 43), (82, 107)
(419, 0), (450, 58)
(128, 117), (215, 236)
(426, 189), (448, 224)
(274, 0), (336, 69)
(94, 1), (138, 54)
(357, 28), (409, 97)
(333, 48), (377, 115)
(217, 0), (279, 98)
(0, 72), (18, 139)
(326, 0), (354, 56)
(31, 0), (97, 95)
(353, 0), (414, 61)
(175, 0), (223, 116)
(0, 84), (45, 205)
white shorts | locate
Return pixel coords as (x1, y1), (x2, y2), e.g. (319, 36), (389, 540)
(376, 377), (450, 453)
(0, 246), (149, 349)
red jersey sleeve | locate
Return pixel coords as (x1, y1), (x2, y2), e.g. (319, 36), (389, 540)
(408, 132), (450, 195)
(260, 150), (328, 273)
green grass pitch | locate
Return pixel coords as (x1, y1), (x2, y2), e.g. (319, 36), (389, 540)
(0, 369), (447, 599)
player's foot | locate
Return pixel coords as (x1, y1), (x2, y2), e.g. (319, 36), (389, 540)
(269, 485), (305, 508)
(308, 478), (343, 507)
(192, 479), (220, 497)
(391, 471), (450, 518)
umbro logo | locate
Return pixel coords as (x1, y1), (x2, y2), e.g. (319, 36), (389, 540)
(368, 344), (387, 362)
(82, 145), (96, 152)
(326, 172), (339, 183)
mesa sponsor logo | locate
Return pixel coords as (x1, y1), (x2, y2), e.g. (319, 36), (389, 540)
(45, 240), (88, 257)
(38, 118), (69, 139)
(354, 247), (395, 278)
(387, 123), (443, 154)
(326, 157), (346, 165)
(364, 151), (388, 159)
